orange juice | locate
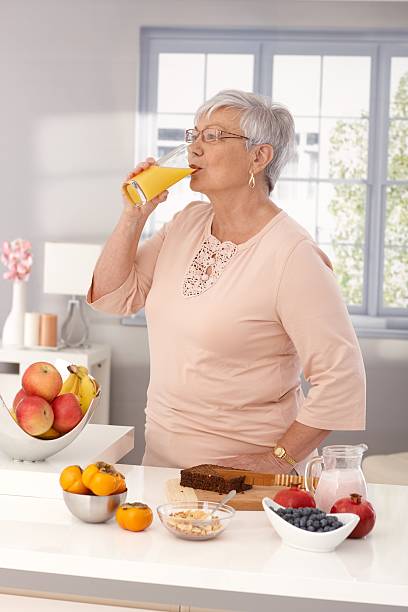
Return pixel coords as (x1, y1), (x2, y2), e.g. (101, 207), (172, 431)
(126, 166), (194, 205)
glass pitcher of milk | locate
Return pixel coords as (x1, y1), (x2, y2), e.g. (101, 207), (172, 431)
(304, 444), (368, 512)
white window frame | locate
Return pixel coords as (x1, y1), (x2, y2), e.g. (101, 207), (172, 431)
(122, 27), (408, 337)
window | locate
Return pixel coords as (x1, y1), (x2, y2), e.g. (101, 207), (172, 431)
(273, 54), (371, 308)
(152, 51), (255, 232)
(130, 29), (408, 329)
(383, 56), (408, 311)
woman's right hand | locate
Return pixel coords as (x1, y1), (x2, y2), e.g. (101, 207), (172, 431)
(121, 157), (169, 218)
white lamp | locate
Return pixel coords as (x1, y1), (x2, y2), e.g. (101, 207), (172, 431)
(43, 242), (102, 348)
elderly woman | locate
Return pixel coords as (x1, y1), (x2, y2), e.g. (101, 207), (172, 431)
(88, 89), (366, 475)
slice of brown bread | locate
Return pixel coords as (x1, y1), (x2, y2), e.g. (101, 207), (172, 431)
(180, 464), (253, 494)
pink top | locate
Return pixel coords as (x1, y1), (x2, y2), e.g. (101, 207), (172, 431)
(88, 201), (366, 469)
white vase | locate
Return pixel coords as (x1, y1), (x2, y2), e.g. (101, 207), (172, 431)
(2, 280), (27, 348)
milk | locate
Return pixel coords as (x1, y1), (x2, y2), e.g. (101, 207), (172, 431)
(314, 468), (368, 513)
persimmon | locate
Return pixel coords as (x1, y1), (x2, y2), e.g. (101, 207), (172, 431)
(82, 461), (123, 496)
(59, 465), (90, 494)
(116, 502), (153, 532)
(112, 473), (127, 495)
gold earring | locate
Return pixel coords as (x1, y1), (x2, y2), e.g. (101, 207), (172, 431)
(248, 172), (255, 190)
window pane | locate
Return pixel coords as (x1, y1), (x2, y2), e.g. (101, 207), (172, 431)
(383, 185), (408, 308)
(390, 57), (408, 119)
(272, 55), (320, 116)
(317, 183), (366, 245)
(322, 243), (364, 306)
(158, 54), (205, 113)
(282, 117), (319, 179)
(157, 113), (194, 154)
(320, 118), (368, 179)
(206, 54), (254, 99)
(388, 119), (408, 180)
(274, 180), (317, 238)
(384, 185), (408, 248)
(383, 248), (408, 308)
(318, 182), (366, 307)
(321, 57), (371, 117)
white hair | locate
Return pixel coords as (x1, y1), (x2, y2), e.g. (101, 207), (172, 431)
(195, 89), (296, 192)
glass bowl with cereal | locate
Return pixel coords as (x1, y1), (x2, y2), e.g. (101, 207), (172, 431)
(156, 501), (236, 541)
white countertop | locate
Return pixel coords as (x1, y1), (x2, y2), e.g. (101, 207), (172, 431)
(0, 424), (134, 498)
(0, 464), (407, 611)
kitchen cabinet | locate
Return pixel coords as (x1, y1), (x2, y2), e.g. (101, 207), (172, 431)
(0, 593), (178, 611)
(0, 593), (179, 611)
(0, 344), (111, 424)
(0, 596), (230, 612)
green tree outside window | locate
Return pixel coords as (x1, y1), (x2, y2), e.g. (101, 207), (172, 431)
(328, 71), (408, 309)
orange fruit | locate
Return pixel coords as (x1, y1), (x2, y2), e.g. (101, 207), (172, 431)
(116, 502), (153, 532)
(59, 465), (90, 494)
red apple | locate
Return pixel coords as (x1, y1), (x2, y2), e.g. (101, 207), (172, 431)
(51, 393), (83, 434)
(13, 388), (26, 411)
(22, 362), (63, 402)
(15, 395), (54, 436)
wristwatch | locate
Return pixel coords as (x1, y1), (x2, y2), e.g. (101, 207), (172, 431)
(273, 445), (297, 467)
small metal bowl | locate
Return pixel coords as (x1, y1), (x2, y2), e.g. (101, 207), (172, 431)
(63, 490), (127, 523)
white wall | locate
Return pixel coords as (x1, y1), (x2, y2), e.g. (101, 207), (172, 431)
(1, 0), (407, 464)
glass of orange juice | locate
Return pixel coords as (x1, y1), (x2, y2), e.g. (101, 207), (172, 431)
(124, 144), (195, 206)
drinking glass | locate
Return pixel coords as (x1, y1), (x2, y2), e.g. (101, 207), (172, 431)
(124, 144), (194, 206)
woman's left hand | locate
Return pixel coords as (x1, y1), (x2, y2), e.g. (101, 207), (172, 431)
(222, 451), (294, 474)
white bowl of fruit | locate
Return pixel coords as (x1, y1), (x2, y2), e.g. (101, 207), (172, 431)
(263, 497), (360, 553)
(0, 361), (100, 461)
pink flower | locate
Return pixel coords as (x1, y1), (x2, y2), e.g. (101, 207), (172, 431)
(1, 238), (33, 281)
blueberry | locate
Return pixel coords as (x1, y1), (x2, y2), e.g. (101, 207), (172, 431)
(320, 519), (328, 527)
(307, 525), (315, 531)
(313, 521), (320, 528)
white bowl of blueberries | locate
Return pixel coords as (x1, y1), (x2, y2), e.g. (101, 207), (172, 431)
(262, 497), (360, 553)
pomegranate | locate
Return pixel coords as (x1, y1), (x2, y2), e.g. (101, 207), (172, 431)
(273, 485), (316, 508)
(330, 493), (376, 539)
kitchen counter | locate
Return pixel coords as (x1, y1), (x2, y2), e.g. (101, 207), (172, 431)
(0, 464), (407, 612)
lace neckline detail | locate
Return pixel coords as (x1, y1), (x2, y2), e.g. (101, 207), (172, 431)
(182, 234), (237, 298)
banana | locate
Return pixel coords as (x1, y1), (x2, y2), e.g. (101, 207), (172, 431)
(66, 364), (98, 415)
(60, 371), (81, 397)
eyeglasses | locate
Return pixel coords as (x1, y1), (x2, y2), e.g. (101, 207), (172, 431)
(185, 127), (249, 144)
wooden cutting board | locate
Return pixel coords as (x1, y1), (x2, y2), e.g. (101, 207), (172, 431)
(166, 478), (286, 511)
(166, 472), (319, 511)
